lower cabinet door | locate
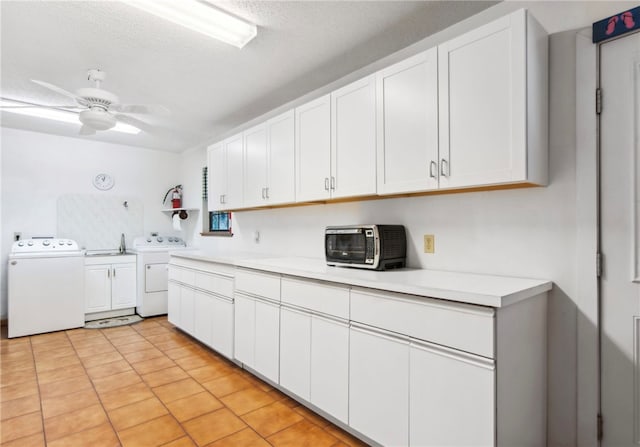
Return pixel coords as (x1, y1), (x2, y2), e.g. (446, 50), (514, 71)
(349, 324), (410, 447)
(180, 287), (195, 336)
(211, 295), (234, 360)
(194, 291), (214, 347)
(167, 281), (180, 327)
(310, 314), (349, 424)
(254, 299), (280, 383)
(234, 294), (255, 367)
(279, 306), (311, 400)
(111, 263), (136, 309)
(84, 265), (111, 313)
(410, 341), (495, 447)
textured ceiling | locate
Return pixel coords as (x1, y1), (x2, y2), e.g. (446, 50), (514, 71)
(0, 1), (496, 152)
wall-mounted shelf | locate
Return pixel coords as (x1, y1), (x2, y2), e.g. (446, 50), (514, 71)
(161, 208), (198, 214)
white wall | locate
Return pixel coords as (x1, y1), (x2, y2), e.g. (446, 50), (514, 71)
(179, 3), (636, 446)
(0, 127), (182, 318)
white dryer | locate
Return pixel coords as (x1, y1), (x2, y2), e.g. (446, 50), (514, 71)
(8, 238), (84, 338)
(131, 235), (187, 317)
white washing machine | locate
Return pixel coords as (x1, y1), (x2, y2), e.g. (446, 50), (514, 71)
(131, 235), (187, 317)
(8, 238), (85, 338)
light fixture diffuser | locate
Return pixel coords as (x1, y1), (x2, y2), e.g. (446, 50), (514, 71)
(127, 0), (257, 48)
(0, 99), (141, 135)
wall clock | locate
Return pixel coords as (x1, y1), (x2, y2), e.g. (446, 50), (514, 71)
(93, 173), (114, 190)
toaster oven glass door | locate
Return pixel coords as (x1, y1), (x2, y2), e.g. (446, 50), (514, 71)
(326, 232), (366, 263)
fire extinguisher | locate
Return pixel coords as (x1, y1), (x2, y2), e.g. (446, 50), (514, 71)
(163, 185), (182, 209)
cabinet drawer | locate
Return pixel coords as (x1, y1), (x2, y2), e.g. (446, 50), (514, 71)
(194, 271), (233, 298)
(281, 277), (349, 319)
(168, 265), (196, 286)
(235, 269), (280, 301)
(350, 288), (495, 358)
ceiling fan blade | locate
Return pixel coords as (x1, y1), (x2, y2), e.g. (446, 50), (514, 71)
(0, 105), (80, 109)
(0, 97), (83, 111)
(79, 125), (96, 136)
(32, 80), (89, 107)
(111, 103), (170, 116)
(114, 114), (156, 133)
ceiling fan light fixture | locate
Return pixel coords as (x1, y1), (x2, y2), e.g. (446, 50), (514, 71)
(127, 0), (257, 48)
(0, 99), (141, 135)
(79, 109), (116, 131)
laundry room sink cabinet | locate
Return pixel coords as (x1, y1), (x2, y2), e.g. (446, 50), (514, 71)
(84, 255), (137, 319)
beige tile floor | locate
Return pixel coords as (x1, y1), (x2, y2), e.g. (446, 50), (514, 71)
(0, 317), (368, 447)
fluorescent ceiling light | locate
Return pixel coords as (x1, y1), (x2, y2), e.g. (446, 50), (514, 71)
(127, 0), (257, 48)
(0, 99), (141, 135)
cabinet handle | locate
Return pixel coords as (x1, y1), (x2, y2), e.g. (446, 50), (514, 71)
(440, 159), (448, 177)
(107, 269), (111, 278)
(219, 194), (223, 204)
(261, 188), (265, 199)
(265, 187), (269, 199)
(330, 176), (336, 191)
(113, 267), (116, 278)
(429, 161), (437, 179)
(324, 177), (330, 191)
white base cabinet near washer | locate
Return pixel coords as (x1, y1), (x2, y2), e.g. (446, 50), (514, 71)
(167, 258), (235, 359)
(84, 255), (136, 319)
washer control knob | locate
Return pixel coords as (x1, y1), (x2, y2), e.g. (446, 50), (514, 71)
(146, 238), (152, 243)
(157, 237), (163, 243)
(43, 240), (51, 246)
(17, 241), (24, 247)
(67, 242), (73, 246)
(27, 241), (34, 246)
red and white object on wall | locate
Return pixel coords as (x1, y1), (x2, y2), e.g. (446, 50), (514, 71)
(163, 185), (182, 209)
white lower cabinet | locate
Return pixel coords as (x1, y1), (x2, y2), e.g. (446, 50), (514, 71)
(167, 281), (180, 327)
(310, 314), (349, 424)
(179, 287), (195, 336)
(167, 260), (235, 360)
(194, 290), (214, 346)
(254, 299), (280, 383)
(233, 293), (255, 366)
(84, 256), (136, 316)
(349, 323), (410, 447)
(409, 340), (495, 447)
(234, 292), (280, 383)
(279, 306), (312, 399)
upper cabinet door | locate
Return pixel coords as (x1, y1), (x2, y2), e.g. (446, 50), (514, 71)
(266, 110), (296, 205)
(224, 133), (244, 210)
(207, 142), (225, 212)
(296, 94), (331, 202)
(244, 123), (268, 208)
(376, 48), (439, 195)
(331, 75), (377, 199)
(438, 9), (547, 189)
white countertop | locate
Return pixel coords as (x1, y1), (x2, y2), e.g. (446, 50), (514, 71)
(170, 251), (552, 308)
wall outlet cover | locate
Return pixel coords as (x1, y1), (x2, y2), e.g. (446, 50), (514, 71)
(424, 234), (435, 253)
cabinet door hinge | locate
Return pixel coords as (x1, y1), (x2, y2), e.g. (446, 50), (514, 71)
(596, 88), (602, 115)
(597, 252), (603, 277)
(597, 413), (604, 441)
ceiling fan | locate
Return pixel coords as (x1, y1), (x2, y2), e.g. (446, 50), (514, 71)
(0, 69), (169, 135)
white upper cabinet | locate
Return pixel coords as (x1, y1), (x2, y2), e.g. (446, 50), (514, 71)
(438, 9), (548, 189)
(296, 76), (377, 202)
(296, 94), (332, 201)
(243, 123), (268, 208)
(331, 75), (377, 198)
(207, 134), (244, 211)
(225, 134), (244, 209)
(244, 110), (295, 208)
(207, 142), (225, 212)
(376, 49), (439, 195)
